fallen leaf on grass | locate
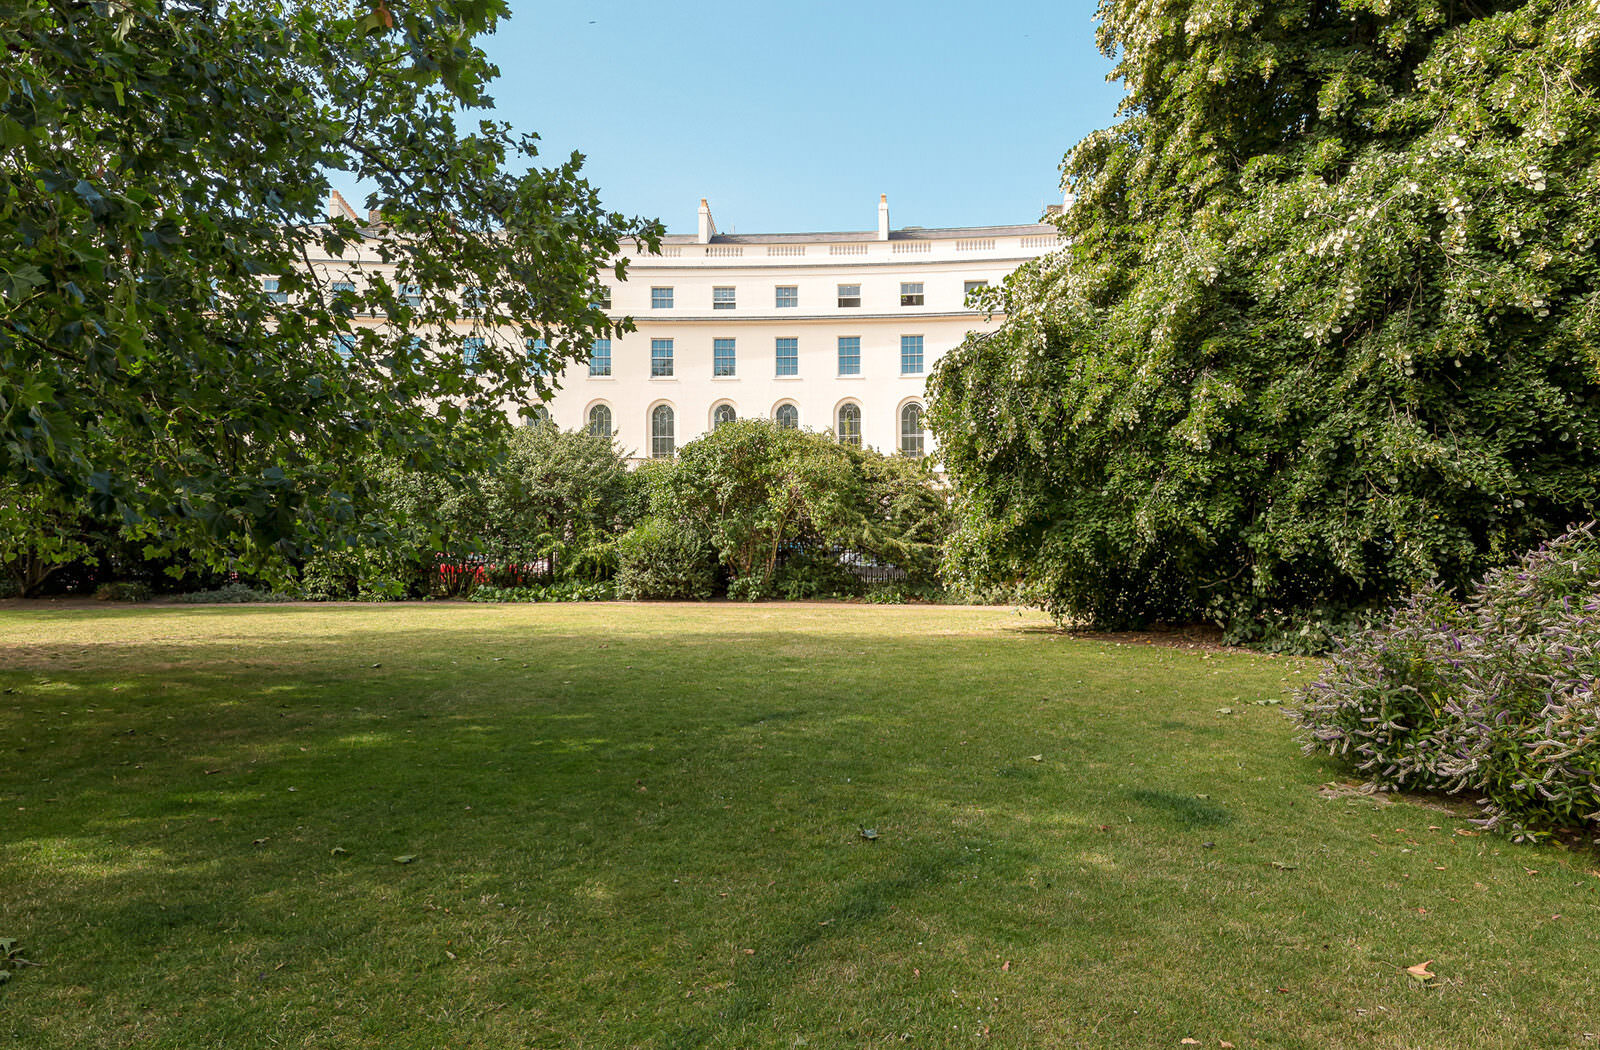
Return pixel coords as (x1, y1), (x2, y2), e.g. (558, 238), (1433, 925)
(1030, 755), (1043, 762)
(1405, 960), (1438, 985)
(1181, 1040), (1201, 1046)
(1221, 1043), (1236, 1048)
(1216, 707), (1235, 715)
(393, 855), (416, 864)
(1271, 861), (1297, 870)
(329, 846), (348, 856)
(251, 837), (269, 846)
(1001, 960), (1011, 972)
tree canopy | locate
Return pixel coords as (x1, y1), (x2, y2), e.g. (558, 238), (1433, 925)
(1, 0), (659, 582)
(929, 0), (1600, 636)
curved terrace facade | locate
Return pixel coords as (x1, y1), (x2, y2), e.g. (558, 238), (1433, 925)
(561, 196), (1061, 460)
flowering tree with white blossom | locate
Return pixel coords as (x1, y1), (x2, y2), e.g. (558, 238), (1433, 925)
(930, 0), (1600, 639)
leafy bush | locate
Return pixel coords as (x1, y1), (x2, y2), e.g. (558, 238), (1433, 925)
(1293, 522), (1600, 841)
(772, 551), (863, 601)
(468, 581), (614, 603)
(173, 583), (291, 604)
(298, 547), (427, 601)
(93, 581), (153, 602)
(613, 520), (717, 601)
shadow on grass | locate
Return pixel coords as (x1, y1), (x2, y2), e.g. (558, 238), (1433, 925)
(0, 608), (1294, 1047)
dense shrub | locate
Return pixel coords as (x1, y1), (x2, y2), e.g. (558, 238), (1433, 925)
(772, 550), (863, 601)
(613, 519), (717, 600)
(94, 581), (153, 602)
(298, 547), (427, 601)
(469, 581), (614, 603)
(173, 583), (291, 604)
(1293, 522), (1600, 840)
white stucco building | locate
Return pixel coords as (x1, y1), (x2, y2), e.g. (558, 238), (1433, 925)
(559, 196), (1060, 460)
(306, 192), (1060, 460)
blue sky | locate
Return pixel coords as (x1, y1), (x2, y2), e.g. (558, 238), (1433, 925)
(355, 1), (1125, 235)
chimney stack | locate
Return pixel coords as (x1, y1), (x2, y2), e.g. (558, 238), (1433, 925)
(877, 193), (890, 240)
(328, 190), (359, 223)
(697, 198), (717, 244)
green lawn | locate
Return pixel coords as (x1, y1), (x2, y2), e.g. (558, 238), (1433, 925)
(1, 602), (1594, 1049)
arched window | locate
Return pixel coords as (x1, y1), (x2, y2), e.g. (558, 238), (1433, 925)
(525, 404), (551, 427)
(713, 403), (737, 430)
(900, 403), (925, 458)
(775, 403), (799, 430)
(650, 404), (675, 458)
(837, 403), (861, 448)
(587, 403), (612, 438)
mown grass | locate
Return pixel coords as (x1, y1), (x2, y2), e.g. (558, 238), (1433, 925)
(0, 602), (1595, 1049)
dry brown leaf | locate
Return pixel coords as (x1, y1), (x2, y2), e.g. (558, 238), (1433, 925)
(1181, 1040), (1201, 1046)
(1001, 960), (1011, 972)
(1405, 960), (1437, 983)
(1220, 1043), (1236, 1049)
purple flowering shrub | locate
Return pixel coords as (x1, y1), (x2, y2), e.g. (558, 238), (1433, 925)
(1293, 522), (1600, 841)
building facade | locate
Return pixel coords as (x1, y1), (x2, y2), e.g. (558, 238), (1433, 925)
(554, 196), (1060, 461)
(308, 192), (1060, 461)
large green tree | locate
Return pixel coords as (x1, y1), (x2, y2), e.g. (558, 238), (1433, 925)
(1, 0), (659, 582)
(930, 0), (1600, 635)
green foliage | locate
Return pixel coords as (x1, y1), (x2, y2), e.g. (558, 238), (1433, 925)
(475, 425), (638, 571)
(0, 483), (100, 597)
(1293, 522), (1600, 840)
(1, 0), (661, 585)
(772, 550), (864, 600)
(613, 519), (717, 601)
(297, 547), (425, 602)
(655, 420), (954, 596)
(173, 583), (291, 604)
(93, 581), (152, 603)
(930, 0), (1600, 632)
(468, 581), (615, 603)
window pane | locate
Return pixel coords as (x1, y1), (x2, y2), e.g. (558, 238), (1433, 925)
(837, 336), (860, 376)
(651, 338), (674, 377)
(963, 280), (988, 298)
(588, 404), (612, 438)
(713, 403), (736, 429)
(462, 336), (485, 373)
(900, 335), (924, 375)
(776, 403), (799, 429)
(837, 403), (861, 447)
(775, 285), (798, 308)
(713, 338), (736, 376)
(651, 405), (675, 458)
(837, 284), (861, 308)
(651, 286), (673, 309)
(900, 403), (925, 457)
(589, 338), (612, 377)
(526, 337), (550, 377)
(900, 282), (924, 307)
(526, 404), (551, 427)
(775, 337), (798, 376)
(713, 286), (736, 310)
